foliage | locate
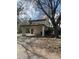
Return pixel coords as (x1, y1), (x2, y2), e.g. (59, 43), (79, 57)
(44, 27), (54, 37)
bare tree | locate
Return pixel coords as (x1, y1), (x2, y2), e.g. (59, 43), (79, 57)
(17, 0), (24, 15)
(35, 0), (61, 38)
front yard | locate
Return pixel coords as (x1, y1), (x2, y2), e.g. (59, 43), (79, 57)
(17, 36), (61, 59)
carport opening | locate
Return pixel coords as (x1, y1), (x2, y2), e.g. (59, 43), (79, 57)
(31, 29), (33, 34)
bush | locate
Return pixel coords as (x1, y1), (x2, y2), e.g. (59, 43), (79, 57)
(45, 27), (54, 37)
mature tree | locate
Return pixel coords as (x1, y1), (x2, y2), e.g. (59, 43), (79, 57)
(35, 0), (61, 38)
(17, 0), (24, 24)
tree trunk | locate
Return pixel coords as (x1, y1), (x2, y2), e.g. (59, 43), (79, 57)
(54, 26), (59, 38)
(50, 17), (61, 38)
(53, 25), (61, 38)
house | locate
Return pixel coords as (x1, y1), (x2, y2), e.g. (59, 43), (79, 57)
(19, 17), (53, 36)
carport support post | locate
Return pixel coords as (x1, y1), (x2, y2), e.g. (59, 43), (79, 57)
(42, 26), (45, 36)
(30, 28), (31, 34)
(22, 27), (26, 36)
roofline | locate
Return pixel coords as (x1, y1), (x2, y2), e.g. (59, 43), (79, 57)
(29, 19), (46, 22)
(20, 24), (48, 27)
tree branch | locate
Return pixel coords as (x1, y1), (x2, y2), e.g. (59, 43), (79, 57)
(56, 14), (61, 25)
(54, 0), (60, 13)
(37, 0), (52, 19)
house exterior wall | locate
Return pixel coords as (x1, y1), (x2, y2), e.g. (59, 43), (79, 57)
(30, 26), (42, 36)
(20, 18), (52, 36)
(45, 19), (50, 27)
(31, 19), (51, 27)
(21, 25), (45, 36)
(31, 21), (45, 25)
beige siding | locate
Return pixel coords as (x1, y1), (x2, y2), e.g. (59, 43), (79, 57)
(31, 21), (45, 25)
(30, 26), (42, 36)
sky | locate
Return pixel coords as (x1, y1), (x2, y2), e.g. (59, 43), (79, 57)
(17, 0), (44, 20)
(17, 0), (61, 20)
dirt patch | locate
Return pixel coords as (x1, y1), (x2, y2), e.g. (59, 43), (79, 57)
(17, 37), (61, 59)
